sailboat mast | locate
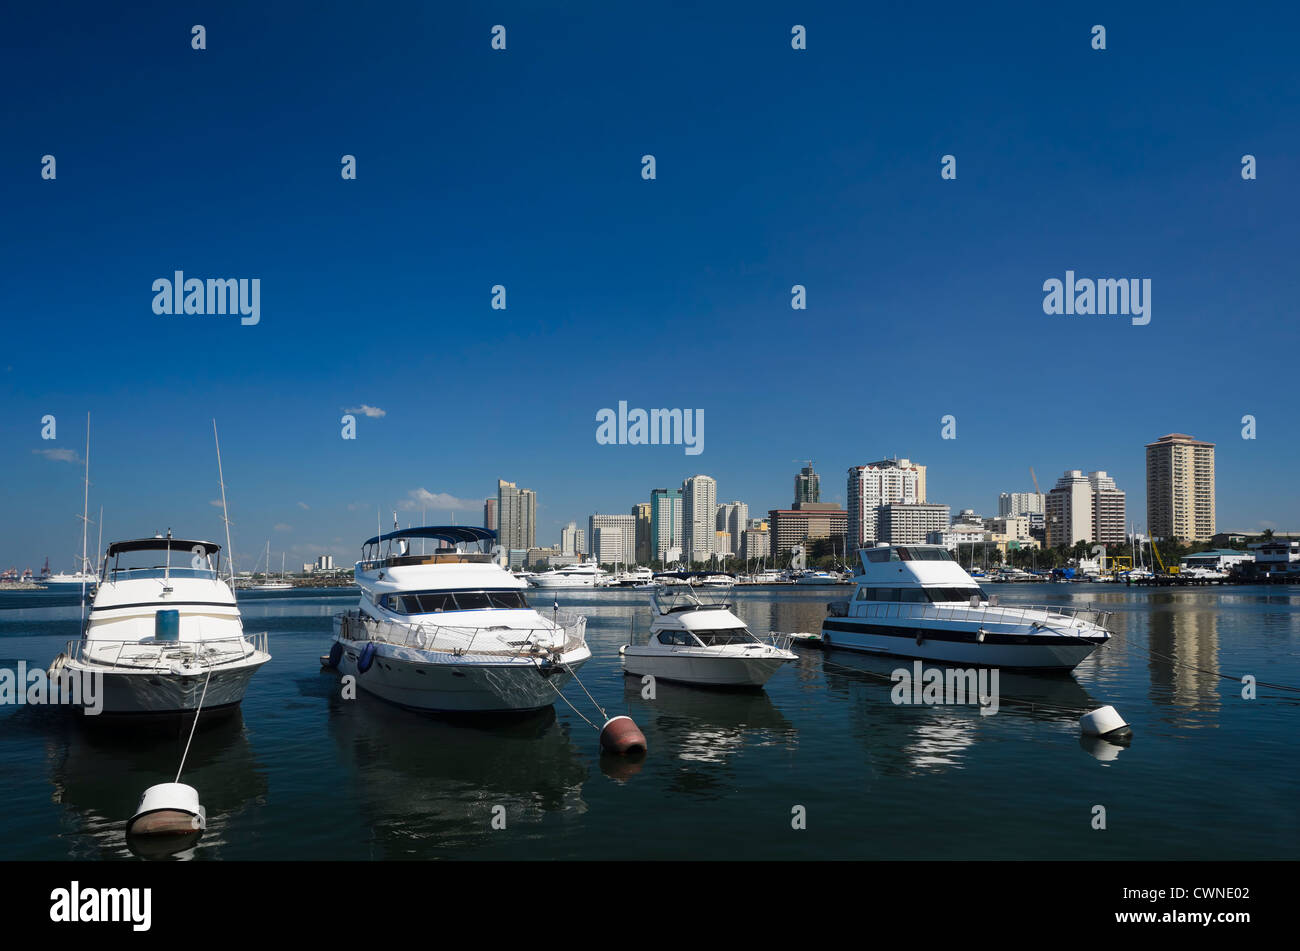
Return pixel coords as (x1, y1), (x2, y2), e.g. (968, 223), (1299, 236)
(79, 413), (90, 625)
(213, 420), (237, 589)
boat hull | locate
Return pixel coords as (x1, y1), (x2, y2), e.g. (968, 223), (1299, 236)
(820, 619), (1103, 671)
(332, 638), (591, 713)
(64, 657), (268, 715)
(621, 649), (791, 688)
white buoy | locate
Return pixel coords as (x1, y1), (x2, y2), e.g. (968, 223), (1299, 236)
(1079, 705), (1131, 738)
(127, 782), (206, 837)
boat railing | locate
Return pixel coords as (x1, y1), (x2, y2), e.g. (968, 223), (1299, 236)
(337, 610), (587, 658)
(66, 631), (269, 671)
(763, 632), (795, 651)
(845, 601), (1111, 630)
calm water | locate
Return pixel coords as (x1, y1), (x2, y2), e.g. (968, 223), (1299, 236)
(1, 584), (1297, 860)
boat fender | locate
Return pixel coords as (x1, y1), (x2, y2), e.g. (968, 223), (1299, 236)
(357, 642), (377, 674)
(915, 632), (924, 646)
(976, 629), (986, 643)
(326, 641), (343, 668)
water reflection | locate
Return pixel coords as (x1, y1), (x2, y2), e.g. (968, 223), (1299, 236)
(1146, 593), (1221, 716)
(819, 648), (1103, 774)
(44, 710), (267, 860)
(324, 677), (588, 856)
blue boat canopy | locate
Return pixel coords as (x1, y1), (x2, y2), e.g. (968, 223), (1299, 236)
(362, 526), (497, 549)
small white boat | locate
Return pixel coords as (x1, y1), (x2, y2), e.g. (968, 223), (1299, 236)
(329, 527), (591, 713)
(621, 578), (796, 688)
(50, 533), (271, 715)
(793, 569), (844, 586)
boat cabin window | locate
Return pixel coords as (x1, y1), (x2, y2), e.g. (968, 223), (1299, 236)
(693, 627), (758, 646)
(657, 630), (695, 646)
(864, 548), (902, 564)
(924, 587), (987, 602)
(856, 586), (983, 603)
(382, 589), (529, 614)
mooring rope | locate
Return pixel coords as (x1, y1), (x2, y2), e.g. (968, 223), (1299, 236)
(175, 664), (213, 783)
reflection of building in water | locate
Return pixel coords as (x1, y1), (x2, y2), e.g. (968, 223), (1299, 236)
(1146, 595), (1221, 715)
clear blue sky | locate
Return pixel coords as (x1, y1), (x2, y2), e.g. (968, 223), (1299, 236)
(2, 2), (1297, 571)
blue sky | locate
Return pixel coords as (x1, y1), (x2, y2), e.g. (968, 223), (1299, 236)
(2, 2), (1297, 571)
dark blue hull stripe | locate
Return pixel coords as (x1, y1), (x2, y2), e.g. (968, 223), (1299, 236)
(822, 619), (1107, 647)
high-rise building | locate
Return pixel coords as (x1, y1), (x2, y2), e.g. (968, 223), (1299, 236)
(496, 479), (536, 551)
(1146, 433), (1216, 542)
(632, 503), (652, 564)
(1088, 471), (1127, 544)
(741, 528), (771, 560)
(878, 503), (950, 545)
(847, 459), (924, 549)
(682, 475), (718, 564)
(768, 503), (847, 555)
(997, 492), (1045, 518)
(560, 521), (582, 556)
(794, 464), (820, 505)
(589, 514), (637, 566)
(483, 498), (497, 532)
(649, 488), (683, 561)
(715, 501), (749, 558)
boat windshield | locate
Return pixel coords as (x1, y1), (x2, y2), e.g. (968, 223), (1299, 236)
(692, 626), (759, 646)
(380, 589), (529, 614)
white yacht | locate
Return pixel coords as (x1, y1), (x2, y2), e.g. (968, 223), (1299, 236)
(621, 579), (796, 688)
(821, 544), (1112, 671)
(529, 559), (608, 589)
(602, 566), (656, 587)
(329, 527), (592, 712)
(49, 533), (271, 715)
(793, 569), (844, 586)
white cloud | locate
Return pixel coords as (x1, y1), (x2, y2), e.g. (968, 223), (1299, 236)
(209, 499), (225, 508)
(297, 501), (310, 510)
(274, 523), (293, 532)
(398, 488), (481, 512)
(345, 404), (386, 418)
(32, 448), (81, 463)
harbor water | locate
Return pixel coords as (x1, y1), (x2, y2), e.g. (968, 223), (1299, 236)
(1, 584), (1296, 860)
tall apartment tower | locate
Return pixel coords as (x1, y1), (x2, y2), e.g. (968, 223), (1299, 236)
(649, 488), (684, 561)
(1088, 471), (1127, 544)
(632, 503), (652, 564)
(1146, 433), (1216, 542)
(589, 514), (636, 566)
(847, 458), (924, 550)
(482, 498), (497, 532)
(682, 475), (718, 564)
(997, 492), (1045, 517)
(794, 464), (820, 504)
(496, 479), (536, 551)
(1044, 469), (1126, 547)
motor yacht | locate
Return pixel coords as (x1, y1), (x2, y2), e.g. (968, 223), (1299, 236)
(48, 533), (271, 715)
(793, 569), (844, 585)
(529, 559), (608, 589)
(821, 544), (1112, 671)
(329, 527), (592, 712)
(621, 577), (796, 687)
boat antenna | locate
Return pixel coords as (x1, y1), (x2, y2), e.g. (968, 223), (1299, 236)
(213, 420), (237, 589)
(78, 413), (91, 627)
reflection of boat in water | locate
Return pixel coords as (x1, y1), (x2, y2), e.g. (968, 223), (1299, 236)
(325, 687), (589, 855)
(42, 710), (267, 860)
(621, 677), (796, 766)
(817, 648), (1116, 770)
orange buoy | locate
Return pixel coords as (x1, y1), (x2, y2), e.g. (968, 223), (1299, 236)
(599, 715), (647, 755)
